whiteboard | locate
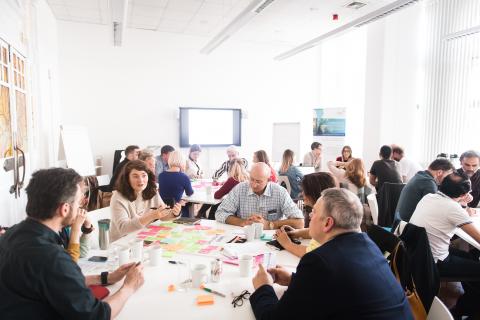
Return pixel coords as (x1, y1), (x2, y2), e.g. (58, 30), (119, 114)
(59, 125), (95, 176)
(272, 122), (301, 163)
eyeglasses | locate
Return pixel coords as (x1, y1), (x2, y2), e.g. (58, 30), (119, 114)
(231, 290), (250, 308)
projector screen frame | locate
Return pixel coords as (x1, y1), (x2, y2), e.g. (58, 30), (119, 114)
(179, 107), (242, 148)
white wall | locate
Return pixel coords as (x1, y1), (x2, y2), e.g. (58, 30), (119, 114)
(57, 22), (319, 177)
(363, 5), (424, 168)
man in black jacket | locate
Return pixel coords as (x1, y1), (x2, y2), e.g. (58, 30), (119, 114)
(250, 188), (413, 320)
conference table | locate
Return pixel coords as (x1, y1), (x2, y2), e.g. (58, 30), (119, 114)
(81, 218), (301, 320)
(454, 214), (480, 250)
(182, 179), (224, 218)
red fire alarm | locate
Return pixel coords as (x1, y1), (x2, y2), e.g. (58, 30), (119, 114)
(333, 14), (339, 20)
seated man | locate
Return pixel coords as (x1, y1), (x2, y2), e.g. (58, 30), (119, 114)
(396, 158), (454, 222)
(303, 142), (322, 172)
(108, 145), (140, 191)
(391, 145), (423, 182)
(369, 145), (402, 191)
(457, 150), (480, 208)
(212, 145), (248, 180)
(215, 163), (304, 229)
(249, 188), (413, 319)
(410, 172), (480, 318)
(0, 168), (144, 319)
(155, 144), (175, 178)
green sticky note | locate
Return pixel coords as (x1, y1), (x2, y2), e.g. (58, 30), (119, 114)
(162, 251), (175, 258)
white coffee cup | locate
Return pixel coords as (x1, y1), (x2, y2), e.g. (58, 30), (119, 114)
(253, 223), (263, 239)
(191, 264), (208, 288)
(150, 246), (163, 266)
(118, 247), (130, 266)
(244, 224), (255, 242)
(239, 254), (254, 277)
(131, 239), (143, 262)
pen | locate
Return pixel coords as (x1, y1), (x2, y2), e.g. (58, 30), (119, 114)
(135, 261), (141, 266)
(168, 260), (185, 265)
(201, 286), (226, 298)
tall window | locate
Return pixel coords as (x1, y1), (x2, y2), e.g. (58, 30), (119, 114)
(0, 39), (28, 159)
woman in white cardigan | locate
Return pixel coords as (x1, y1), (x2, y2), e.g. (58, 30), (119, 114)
(185, 144), (203, 179)
(110, 160), (181, 242)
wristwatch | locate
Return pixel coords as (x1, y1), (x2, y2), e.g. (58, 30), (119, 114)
(269, 221), (274, 230)
(100, 271), (109, 286)
(81, 224), (94, 234)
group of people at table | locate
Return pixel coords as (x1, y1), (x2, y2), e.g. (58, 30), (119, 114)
(0, 142), (480, 319)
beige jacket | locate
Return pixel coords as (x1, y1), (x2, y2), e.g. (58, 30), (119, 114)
(110, 191), (165, 242)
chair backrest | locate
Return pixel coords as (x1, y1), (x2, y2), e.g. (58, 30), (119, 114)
(277, 176), (292, 196)
(367, 193), (379, 225)
(427, 297), (453, 320)
(376, 182), (405, 227)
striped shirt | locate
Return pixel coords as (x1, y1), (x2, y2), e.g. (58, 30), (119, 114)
(215, 182), (304, 223)
(212, 158), (248, 179)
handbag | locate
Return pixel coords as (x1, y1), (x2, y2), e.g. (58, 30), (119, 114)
(391, 242), (427, 320)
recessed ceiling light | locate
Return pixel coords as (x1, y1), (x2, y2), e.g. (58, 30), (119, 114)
(345, 1), (367, 10)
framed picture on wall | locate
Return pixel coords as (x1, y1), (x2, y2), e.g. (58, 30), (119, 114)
(313, 108), (346, 136)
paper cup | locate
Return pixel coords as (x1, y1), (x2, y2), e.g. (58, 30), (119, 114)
(239, 254), (253, 277)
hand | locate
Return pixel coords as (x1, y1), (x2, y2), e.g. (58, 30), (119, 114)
(72, 209), (86, 231)
(252, 264), (273, 290)
(155, 207), (171, 220)
(459, 193), (474, 206)
(466, 207), (478, 217)
(123, 264), (144, 293)
(83, 216), (93, 229)
(171, 203), (182, 216)
(275, 228), (292, 248)
(280, 225), (296, 236)
(108, 262), (136, 284)
(248, 214), (264, 223)
(267, 265), (292, 286)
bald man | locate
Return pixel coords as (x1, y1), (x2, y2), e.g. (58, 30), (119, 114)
(215, 163), (304, 229)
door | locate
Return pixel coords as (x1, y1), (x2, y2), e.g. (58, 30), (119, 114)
(0, 38), (28, 227)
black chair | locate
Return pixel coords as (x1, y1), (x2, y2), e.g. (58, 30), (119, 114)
(376, 182), (405, 227)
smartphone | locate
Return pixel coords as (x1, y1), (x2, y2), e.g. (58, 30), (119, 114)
(88, 256), (108, 262)
(266, 239), (301, 251)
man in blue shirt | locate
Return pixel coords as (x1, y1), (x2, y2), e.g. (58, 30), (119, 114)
(250, 188), (413, 319)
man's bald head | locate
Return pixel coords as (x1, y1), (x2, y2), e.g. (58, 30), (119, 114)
(249, 162), (271, 195)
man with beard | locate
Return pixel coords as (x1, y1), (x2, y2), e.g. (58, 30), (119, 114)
(457, 150), (480, 209)
(0, 168), (144, 319)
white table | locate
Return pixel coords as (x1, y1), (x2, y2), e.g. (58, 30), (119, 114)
(182, 180), (224, 218)
(454, 215), (480, 250)
(81, 220), (301, 320)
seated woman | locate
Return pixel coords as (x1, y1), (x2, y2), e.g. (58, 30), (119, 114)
(327, 158), (372, 203)
(278, 149), (303, 199)
(197, 159), (249, 219)
(253, 150), (277, 182)
(275, 172), (336, 258)
(158, 150), (194, 217)
(138, 149), (156, 176)
(110, 160), (181, 242)
(185, 144), (203, 179)
(336, 145), (353, 165)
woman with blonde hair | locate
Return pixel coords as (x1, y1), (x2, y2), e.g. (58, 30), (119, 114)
(198, 159), (249, 219)
(327, 158), (371, 202)
(278, 149), (303, 199)
(158, 150), (193, 216)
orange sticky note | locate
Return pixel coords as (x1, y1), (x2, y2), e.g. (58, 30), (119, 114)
(167, 284), (176, 292)
(196, 294), (214, 306)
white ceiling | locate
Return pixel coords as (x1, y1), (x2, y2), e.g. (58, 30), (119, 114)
(47, 0), (396, 47)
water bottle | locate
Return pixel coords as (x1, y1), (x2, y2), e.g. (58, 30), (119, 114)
(98, 219), (111, 250)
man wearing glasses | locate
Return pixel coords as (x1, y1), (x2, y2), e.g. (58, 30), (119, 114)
(249, 188), (412, 319)
(215, 163), (304, 230)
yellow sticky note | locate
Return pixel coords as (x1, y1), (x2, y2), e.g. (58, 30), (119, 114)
(196, 294), (214, 306)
